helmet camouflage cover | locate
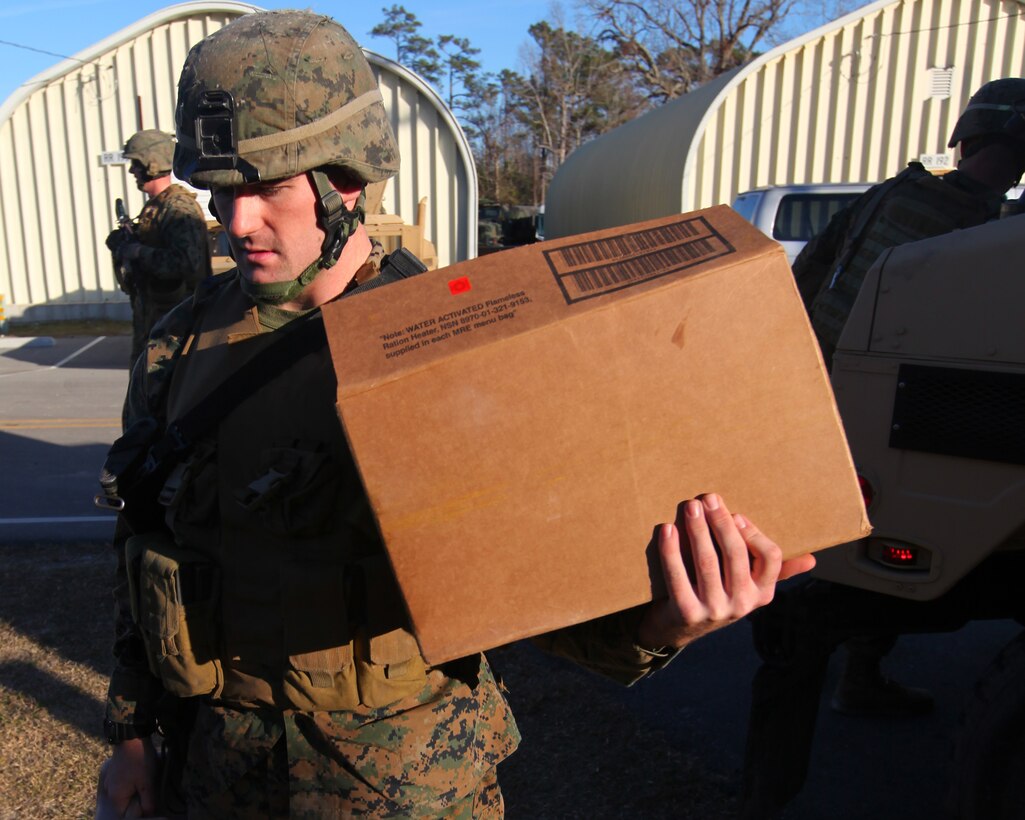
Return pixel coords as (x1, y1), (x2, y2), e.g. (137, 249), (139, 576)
(173, 9), (400, 189)
(948, 77), (1025, 148)
(123, 130), (174, 177)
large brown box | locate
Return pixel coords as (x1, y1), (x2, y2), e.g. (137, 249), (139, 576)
(323, 206), (870, 663)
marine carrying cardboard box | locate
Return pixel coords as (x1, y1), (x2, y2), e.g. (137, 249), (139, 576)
(323, 205), (870, 664)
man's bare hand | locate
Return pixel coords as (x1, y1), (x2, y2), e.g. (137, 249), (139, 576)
(637, 494), (816, 650)
(95, 737), (157, 819)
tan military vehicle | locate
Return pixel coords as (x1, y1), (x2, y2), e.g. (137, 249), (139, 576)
(743, 212), (1025, 820)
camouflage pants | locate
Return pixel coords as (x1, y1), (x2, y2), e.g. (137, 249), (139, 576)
(180, 658), (520, 818)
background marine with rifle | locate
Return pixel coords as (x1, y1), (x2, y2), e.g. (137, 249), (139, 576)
(105, 129), (211, 368)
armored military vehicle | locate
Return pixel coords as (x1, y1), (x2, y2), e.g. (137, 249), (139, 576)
(743, 213), (1025, 819)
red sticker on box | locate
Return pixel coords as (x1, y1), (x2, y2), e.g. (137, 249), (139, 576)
(448, 276), (472, 295)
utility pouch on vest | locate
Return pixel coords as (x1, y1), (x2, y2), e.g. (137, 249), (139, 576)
(96, 418), (178, 535)
(283, 562), (354, 681)
(355, 555), (427, 707)
(237, 444), (342, 538)
(125, 531), (223, 698)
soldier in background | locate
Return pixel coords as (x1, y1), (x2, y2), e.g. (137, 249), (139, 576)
(794, 77), (1025, 365)
(105, 130), (211, 367)
(94, 10), (815, 818)
(791, 77), (1025, 717)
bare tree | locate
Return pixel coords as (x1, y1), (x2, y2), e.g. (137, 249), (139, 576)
(586, 0), (794, 104)
(462, 70), (536, 204)
(508, 10), (644, 201)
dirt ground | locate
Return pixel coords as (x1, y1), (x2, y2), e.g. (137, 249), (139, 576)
(0, 542), (735, 818)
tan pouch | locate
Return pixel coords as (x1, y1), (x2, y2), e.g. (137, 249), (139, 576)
(356, 555), (428, 707)
(125, 532), (223, 698)
(283, 563), (354, 684)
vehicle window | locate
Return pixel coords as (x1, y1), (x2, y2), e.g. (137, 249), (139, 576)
(772, 194), (861, 241)
(731, 193), (760, 224)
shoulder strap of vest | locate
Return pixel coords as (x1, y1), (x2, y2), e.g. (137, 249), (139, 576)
(144, 251), (429, 468)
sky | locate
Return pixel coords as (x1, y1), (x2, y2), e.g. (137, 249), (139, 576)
(0, 0), (554, 108)
(0, 0), (839, 111)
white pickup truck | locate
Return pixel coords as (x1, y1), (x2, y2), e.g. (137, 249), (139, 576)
(730, 183), (871, 263)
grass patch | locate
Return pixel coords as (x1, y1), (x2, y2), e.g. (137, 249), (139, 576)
(5, 320), (131, 338)
(0, 542), (113, 819)
(0, 543), (735, 818)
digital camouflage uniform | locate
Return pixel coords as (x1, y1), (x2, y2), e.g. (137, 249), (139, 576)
(107, 251), (673, 817)
(103, 11), (678, 816)
(123, 183), (211, 366)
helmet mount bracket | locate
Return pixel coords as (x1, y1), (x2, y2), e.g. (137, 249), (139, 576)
(193, 90), (261, 183)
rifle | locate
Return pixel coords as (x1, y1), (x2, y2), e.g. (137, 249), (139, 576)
(112, 198), (136, 296)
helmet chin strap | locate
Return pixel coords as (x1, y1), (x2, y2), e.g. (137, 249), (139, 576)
(241, 169), (366, 306)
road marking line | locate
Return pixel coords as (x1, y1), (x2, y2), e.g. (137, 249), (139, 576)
(53, 336), (106, 368)
(0, 516), (116, 525)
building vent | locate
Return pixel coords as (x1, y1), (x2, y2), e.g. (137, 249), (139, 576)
(929, 67), (954, 99)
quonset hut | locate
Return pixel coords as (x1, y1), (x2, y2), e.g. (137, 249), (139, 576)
(545, 0), (1025, 239)
(0, 1), (477, 323)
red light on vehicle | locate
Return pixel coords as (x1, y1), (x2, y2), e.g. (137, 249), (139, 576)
(858, 475), (875, 508)
(880, 544), (918, 566)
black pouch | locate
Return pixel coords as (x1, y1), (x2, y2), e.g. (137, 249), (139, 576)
(235, 443), (342, 538)
(97, 417), (181, 535)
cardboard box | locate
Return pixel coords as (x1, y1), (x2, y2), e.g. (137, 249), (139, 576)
(323, 206), (870, 663)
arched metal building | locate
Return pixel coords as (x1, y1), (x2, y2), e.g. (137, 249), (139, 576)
(0, 1), (477, 322)
(546, 0), (1025, 239)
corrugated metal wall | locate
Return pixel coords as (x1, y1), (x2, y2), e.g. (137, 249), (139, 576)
(687, 0), (1025, 209)
(546, 0), (1025, 238)
(0, 7), (243, 321)
(372, 60), (475, 272)
(0, 3), (475, 322)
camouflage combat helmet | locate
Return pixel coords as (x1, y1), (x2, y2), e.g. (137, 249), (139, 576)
(172, 10), (400, 303)
(948, 78), (1025, 148)
(123, 130), (174, 178)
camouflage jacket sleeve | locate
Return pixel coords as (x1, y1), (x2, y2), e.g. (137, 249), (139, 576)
(533, 606), (682, 687)
(135, 187), (211, 289)
(106, 298), (203, 728)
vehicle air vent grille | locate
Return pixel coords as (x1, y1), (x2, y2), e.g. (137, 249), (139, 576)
(890, 364), (1025, 465)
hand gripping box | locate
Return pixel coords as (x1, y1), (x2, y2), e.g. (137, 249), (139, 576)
(323, 206), (870, 664)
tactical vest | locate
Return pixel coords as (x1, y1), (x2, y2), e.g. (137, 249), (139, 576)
(126, 279), (428, 711)
(809, 172), (993, 360)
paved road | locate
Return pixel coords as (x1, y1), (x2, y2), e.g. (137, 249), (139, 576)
(0, 334), (128, 543)
(613, 610), (1020, 819)
(1, 331), (1018, 818)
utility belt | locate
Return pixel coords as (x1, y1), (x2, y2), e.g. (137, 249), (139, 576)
(125, 530), (428, 711)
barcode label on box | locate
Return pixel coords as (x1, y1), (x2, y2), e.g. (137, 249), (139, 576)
(544, 216), (734, 304)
